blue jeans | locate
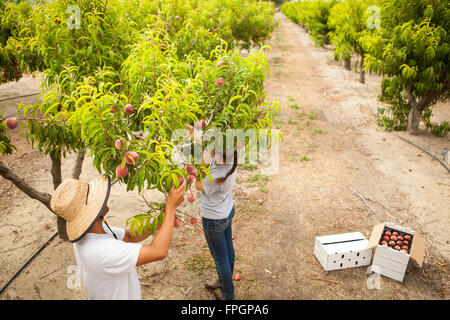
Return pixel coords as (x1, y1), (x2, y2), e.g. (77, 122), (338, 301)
(202, 206), (235, 300)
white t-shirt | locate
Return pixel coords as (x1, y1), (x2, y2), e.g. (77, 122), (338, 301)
(200, 159), (236, 220)
(73, 222), (143, 300)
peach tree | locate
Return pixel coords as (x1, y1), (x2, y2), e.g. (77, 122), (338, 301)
(364, 0), (449, 135)
(1, 0), (279, 239)
(62, 28), (279, 236)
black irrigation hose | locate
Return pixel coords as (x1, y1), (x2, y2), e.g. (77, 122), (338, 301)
(394, 133), (450, 174)
(0, 231), (58, 295)
(0, 179), (119, 296)
(0, 92), (41, 103)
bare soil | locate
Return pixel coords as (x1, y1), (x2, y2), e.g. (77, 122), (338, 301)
(0, 13), (449, 300)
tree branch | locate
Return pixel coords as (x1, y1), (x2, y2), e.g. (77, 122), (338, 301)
(0, 160), (53, 212)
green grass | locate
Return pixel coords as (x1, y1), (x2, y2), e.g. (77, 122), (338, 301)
(239, 163), (258, 171)
(246, 173), (270, 192)
(289, 104), (299, 109)
(274, 70), (282, 78)
(300, 156), (311, 161)
(312, 127), (328, 135)
(308, 111), (318, 120)
(185, 253), (215, 275)
(272, 57), (283, 64)
(288, 96), (296, 102)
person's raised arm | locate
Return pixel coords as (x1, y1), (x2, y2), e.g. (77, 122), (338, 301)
(136, 180), (186, 265)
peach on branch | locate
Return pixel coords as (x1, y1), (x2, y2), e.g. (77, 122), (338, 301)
(216, 77), (225, 87)
(115, 139), (124, 150)
(124, 104), (134, 114)
(187, 175), (195, 184)
(125, 151), (139, 165)
(116, 164), (129, 178)
(189, 216), (198, 225)
(216, 60), (227, 68)
(187, 193), (195, 203)
(5, 118), (18, 129)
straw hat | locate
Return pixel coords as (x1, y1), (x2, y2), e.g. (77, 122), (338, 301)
(50, 175), (111, 242)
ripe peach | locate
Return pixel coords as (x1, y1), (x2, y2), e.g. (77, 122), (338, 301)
(403, 240), (409, 245)
(388, 241), (395, 246)
(115, 139), (123, 150)
(174, 217), (181, 228)
(384, 231), (391, 237)
(187, 175), (195, 184)
(383, 236), (389, 241)
(125, 151), (139, 165)
(394, 245), (401, 251)
(186, 164), (195, 173)
(116, 164), (128, 178)
(190, 168), (198, 177)
(404, 234), (411, 240)
(5, 118), (18, 129)
(216, 77), (225, 87)
(392, 231), (398, 236)
(187, 193), (195, 203)
(235, 273), (242, 281)
(216, 60), (227, 68)
(396, 241), (403, 246)
(397, 235), (403, 241)
(381, 241), (388, 246)
(124, 104), (134, 114)
(401, 249), (409, 254)
(390, 235), (397, 241)
(177, 175), (184, 186)
(402, 245), (409, 250)
(189, 216), (198, 225)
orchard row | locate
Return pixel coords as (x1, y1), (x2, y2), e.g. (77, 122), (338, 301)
(281, 0), (449, 136)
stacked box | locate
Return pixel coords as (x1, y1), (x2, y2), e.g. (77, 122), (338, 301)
(367, 222), (426, 282)
(314, 232), (373, 271)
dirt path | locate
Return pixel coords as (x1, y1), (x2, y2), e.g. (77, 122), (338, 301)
(0, 13), (449, 300)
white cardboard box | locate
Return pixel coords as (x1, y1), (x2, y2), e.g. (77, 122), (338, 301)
(367, 222), (426, 282)
(314, 232), (373, 271)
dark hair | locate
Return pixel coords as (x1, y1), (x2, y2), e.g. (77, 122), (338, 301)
(215, 150), (238, 184)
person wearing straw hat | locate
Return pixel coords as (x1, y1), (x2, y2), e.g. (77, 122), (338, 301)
(50, 175), (186, 300)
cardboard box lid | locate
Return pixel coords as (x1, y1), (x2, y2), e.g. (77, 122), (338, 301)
(410, 232), (426, 267)
(316, 232), (366, 245)
(366, 222), (385, 249)
(366, 222), (426, 267)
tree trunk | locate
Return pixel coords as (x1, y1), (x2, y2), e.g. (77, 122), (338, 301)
(0, 160), (52, 211)
(344, 57), (351, 71)
(407, 104), (421, 135)
(50, 149), (62, 190)
(72, 148), (85, 180)
(359, 53), (365, 84)
(381, 84), (387, 98)
(405, 86), (422, 135)
(57, 216), (68, 240)
(49, 149), (68, 240)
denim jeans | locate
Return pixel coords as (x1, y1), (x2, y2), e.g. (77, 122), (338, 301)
(202, 206), (235, 300)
